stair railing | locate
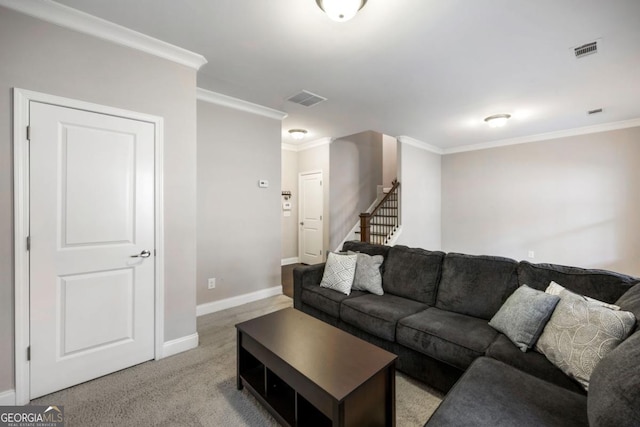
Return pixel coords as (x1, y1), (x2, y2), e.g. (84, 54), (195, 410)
(359, 180), (400, 245)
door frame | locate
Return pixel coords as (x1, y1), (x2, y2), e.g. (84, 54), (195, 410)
(13, 88), (165, 405)
(298, 170), (324, 264)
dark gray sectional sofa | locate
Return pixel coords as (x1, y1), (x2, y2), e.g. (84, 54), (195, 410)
(293, 241), (640, 426)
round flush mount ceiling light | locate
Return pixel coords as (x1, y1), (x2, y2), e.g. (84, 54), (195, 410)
(484, 114), (511, 128)
(288, 129), (308, 140)
(316, 0), (368, 22)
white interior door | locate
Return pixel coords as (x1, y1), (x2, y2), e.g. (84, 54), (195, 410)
(299, 171), (324, 265)
(29, 102), (156, 399)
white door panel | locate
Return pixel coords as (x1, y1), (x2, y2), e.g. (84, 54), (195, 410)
(299, 172), (323, 265)
(29, 102), (155, 399)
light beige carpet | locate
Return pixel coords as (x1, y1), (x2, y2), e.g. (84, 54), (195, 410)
(32, 295), (443, 426)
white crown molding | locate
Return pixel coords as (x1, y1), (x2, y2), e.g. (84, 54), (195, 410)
(397, 136), (444, 154)
(443, 117), (640, 155)
(0, 0), (207, 70)
(281, 143), (298, 152)
(197, 88), (287, 121)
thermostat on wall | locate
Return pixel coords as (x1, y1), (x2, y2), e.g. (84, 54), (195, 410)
(258, 179), (269, 188)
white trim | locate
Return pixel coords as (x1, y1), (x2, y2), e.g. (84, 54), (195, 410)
(13, 88), (165, 404)
(162, 333), (199, 358)
(442, 118), (640, 154)
(281, 143), (298, 151)
(0, 0), (207, 70)
(0, 389), (16, 406)
(397, 136), (444, 154)
(334, 197), (379, 252)
(196, 286), (283, 317)
(196, 88), (287, 121)
(281, 257), (299, 266)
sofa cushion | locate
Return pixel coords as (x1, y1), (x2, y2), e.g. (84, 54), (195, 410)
(300, 283), (365, 318)
(489, 285), (560, 352)
(616, 282), (640, 328)
(426, 357), (588, 427)
(382, 245), (445, 304)
(340, 293), (428, 342)
(486, 334), (585, 395)
(518, 260), (639, 304)
(435, 253), (519, 320)
(397, 307), (498, 370)
(588, 330), (640, 426)
(535, 288), (636, 390)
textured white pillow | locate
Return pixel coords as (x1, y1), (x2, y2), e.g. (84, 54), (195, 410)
(319, 252), (357, 295)
(348, 251), (384, 295)
(536, 288), (636, 390)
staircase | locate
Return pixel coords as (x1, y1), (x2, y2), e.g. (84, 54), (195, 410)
(357, 180), (400, 245)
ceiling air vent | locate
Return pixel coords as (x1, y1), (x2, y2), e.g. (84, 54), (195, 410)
(287, 90), (327, 107)
(574, 41), (598, 58)
(588, 108), (603, 115)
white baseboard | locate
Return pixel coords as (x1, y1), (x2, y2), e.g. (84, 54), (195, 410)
(162, 332), (199, 359)
(281, 257), (299, 266)
(0, 389), (16, 406)
(197, 286), (283, 317)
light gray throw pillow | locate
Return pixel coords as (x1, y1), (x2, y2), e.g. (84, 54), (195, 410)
(536, 288), (636, 390)
(319, 252), (357, 295)
(348, 251), (384, 295)
(489, 285), (560, 352)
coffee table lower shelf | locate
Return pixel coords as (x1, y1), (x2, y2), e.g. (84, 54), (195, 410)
(238, 353), (331, 427)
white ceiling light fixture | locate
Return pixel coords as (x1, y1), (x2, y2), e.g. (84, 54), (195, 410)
(484, 114), (511, 128)
(288, 129), (308, 140)
(316, 0), (368, 22)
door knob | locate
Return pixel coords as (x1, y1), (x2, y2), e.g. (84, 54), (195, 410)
(300, 222), (304, 226)
(131, 250), (151, 258)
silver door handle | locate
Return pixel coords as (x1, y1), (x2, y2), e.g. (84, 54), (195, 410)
(131, 250), (151, 258)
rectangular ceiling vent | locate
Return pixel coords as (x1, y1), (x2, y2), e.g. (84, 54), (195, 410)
(574, 41), (598, 58)
(588, 108), (603, 115)
(287, 90), (327, 107)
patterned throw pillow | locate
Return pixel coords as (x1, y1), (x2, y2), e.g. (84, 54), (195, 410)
(319, 252), (357, 295)
(348, 251), (384, 295)
(535, 288), (636, 390)
(489, 285), (560, 352)
(545, 281), (621, 310)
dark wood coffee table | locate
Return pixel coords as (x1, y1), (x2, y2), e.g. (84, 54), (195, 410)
(236, 308), (397, 427)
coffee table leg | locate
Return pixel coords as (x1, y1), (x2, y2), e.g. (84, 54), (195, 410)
(236, 329), (243, 390)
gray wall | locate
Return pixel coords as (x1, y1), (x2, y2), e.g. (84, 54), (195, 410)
(396, 142), (442, 249)
(382, 135), (398, 188)
(281, 149), (299, 261)
(298, 143), (331, 259)
(196, 101), (282, 304)
(329, 131), (383, 250)
(442, 127), (640, 276)
(0, 7), (198, 393)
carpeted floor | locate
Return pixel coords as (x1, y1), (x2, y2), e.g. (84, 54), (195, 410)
(32, 295), (443, 426)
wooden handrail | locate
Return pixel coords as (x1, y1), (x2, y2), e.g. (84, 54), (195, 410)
(359, 180), (400, 244)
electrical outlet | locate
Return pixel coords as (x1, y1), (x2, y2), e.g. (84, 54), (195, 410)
(528, 250), (535, 259)
(208, 278), (216, 289)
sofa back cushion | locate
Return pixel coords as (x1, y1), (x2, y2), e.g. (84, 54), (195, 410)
(518, 261), (639, 304)
(342, 241), (392, 259)
(382, 245), (445, 304)
(436, 253), (519, 320)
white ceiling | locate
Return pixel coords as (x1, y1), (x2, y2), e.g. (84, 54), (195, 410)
(53, 0), (640, 149)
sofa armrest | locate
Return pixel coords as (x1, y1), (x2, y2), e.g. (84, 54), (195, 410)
(293, 263), (325, 309)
